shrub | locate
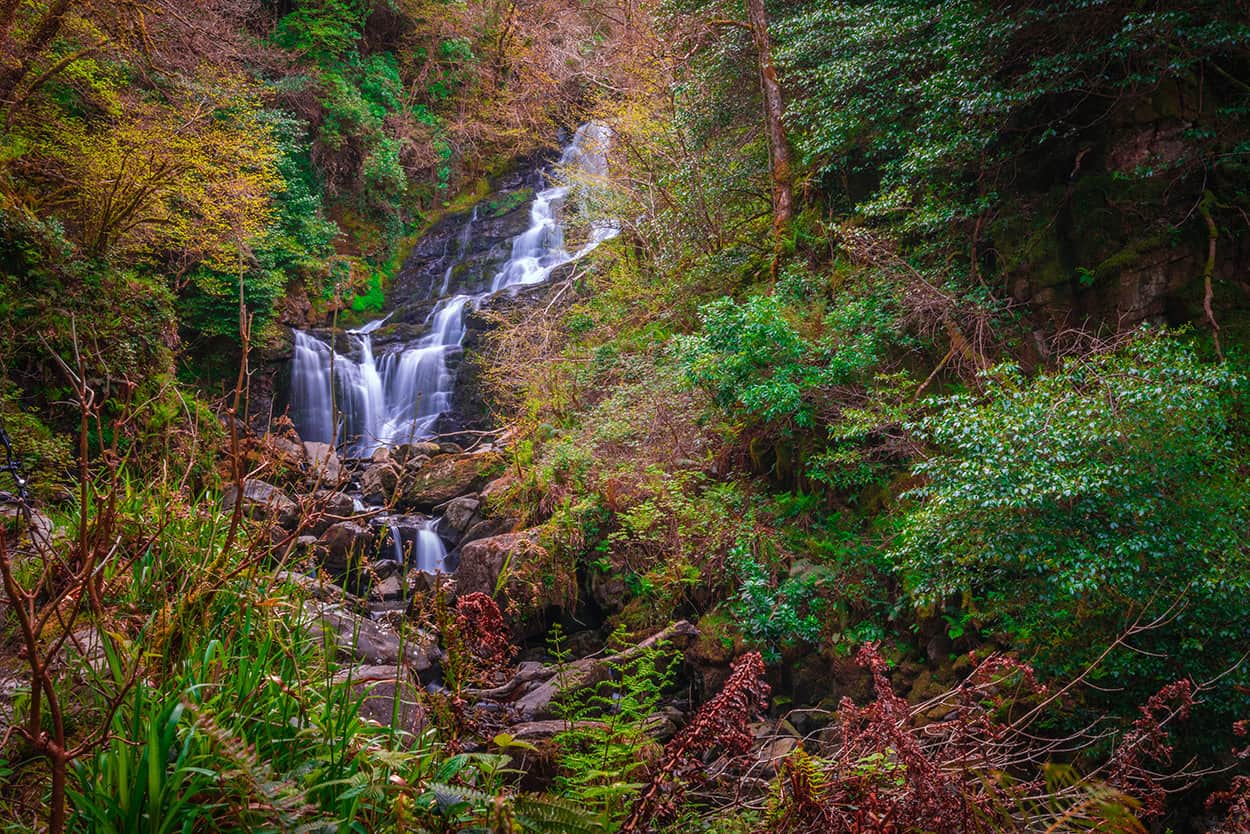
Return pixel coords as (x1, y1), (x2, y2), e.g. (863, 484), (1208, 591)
(893, 331), (1250, 705)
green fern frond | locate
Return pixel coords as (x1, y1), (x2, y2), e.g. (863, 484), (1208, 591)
(513, 792), (609, 834)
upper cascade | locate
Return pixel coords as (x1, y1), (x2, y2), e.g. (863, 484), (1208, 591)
(288, 124), (617, 457)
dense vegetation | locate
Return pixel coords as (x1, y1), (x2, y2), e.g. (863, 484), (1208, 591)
(2, 0), (1249, 832)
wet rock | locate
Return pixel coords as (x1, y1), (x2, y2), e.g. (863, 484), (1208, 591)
(504, 719), (596, 740)
(400, 452), (501, 512)
(303, 601), (440, 673)
(441, 494), (481, 535)
(222, 479), (299, 529)
(304, 441), (343, 485)
(56, 626), (109, 675)
(379, 515), (430, 565)
(316, 521), (375, 575)
(361, 461), (402, 504)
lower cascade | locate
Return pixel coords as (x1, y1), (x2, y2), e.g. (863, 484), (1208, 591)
(288, 123), (615, 458)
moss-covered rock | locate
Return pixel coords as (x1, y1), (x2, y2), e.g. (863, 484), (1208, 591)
(400, 451), (502, 511)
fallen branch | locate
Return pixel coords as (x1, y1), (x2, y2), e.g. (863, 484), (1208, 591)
(465, 620), (698, 719)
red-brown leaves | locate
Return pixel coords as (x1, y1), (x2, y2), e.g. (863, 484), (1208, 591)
(621, 651), (770, 832)
(1106, 679), (1194, 819)
(454, 591), (515, 675)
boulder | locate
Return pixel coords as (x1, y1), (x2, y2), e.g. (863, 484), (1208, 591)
(460, 516), (516, 547)
(369, 573), (405, 603)
(222, 480), (299, 529)
(360, 461), (402, 504)
(335, 664), (427, 734)
(303, 601), (439, 673)
(262, 433), (305, 468)
(316, 521), (375, 575)
(454, 530), (560, 619)
(304, 441), (342, 485)
(396, 441), (441, 461)
(441, 495), (481, 535)
(308, 490), (356, 535)
(479, 473), (517, 502)
(400, 452), (500, 512)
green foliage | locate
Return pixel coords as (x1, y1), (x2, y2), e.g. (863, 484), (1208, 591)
(554, 627), (675, 820)
(894, 331), (1250, 698)
(678, 287), (901, 433)
(0, 390), (72, 500)
(272, 0), (368, 60)
(679, 294), (815, 427)
(29, 479), (564, 834)
(776, 0), (1250, 245)
(727, 536), (824, 663)
(351, 268), (386, 312)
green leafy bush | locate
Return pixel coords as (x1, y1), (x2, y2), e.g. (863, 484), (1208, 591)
(894, 331), (1250, 700)
(777, 0), (1250, 242)
(728, 537), (825, 663)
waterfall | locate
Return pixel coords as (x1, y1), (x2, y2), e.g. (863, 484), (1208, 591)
(386, 521), (405, 564)
(290, 332), (336, 444)
(375, 294), (471, 448)
(490, 123), (617, 293)
(415, 519), (447, 574)
(289, 123), (616, 455)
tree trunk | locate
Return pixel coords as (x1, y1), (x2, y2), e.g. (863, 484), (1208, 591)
(745, 0), (793, 257)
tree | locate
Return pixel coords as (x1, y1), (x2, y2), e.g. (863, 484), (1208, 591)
(744, 0), (791, 253)
(26, 74), (278, 266)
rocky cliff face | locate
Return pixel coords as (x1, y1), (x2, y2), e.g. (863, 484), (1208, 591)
(995, 82), (1250, 353)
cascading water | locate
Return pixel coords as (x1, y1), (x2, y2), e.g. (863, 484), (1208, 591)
(288, 123), (616, 458)
(386, 521), (405, 564)
(490, 122), (617, 292)
(440, 205), (477, 296)
(414, 520), (447, 573)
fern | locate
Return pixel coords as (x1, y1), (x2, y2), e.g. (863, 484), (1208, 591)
(423, 782), (608, 833)
(553, 626), (675, 820)
(513, 793), (609, 834)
